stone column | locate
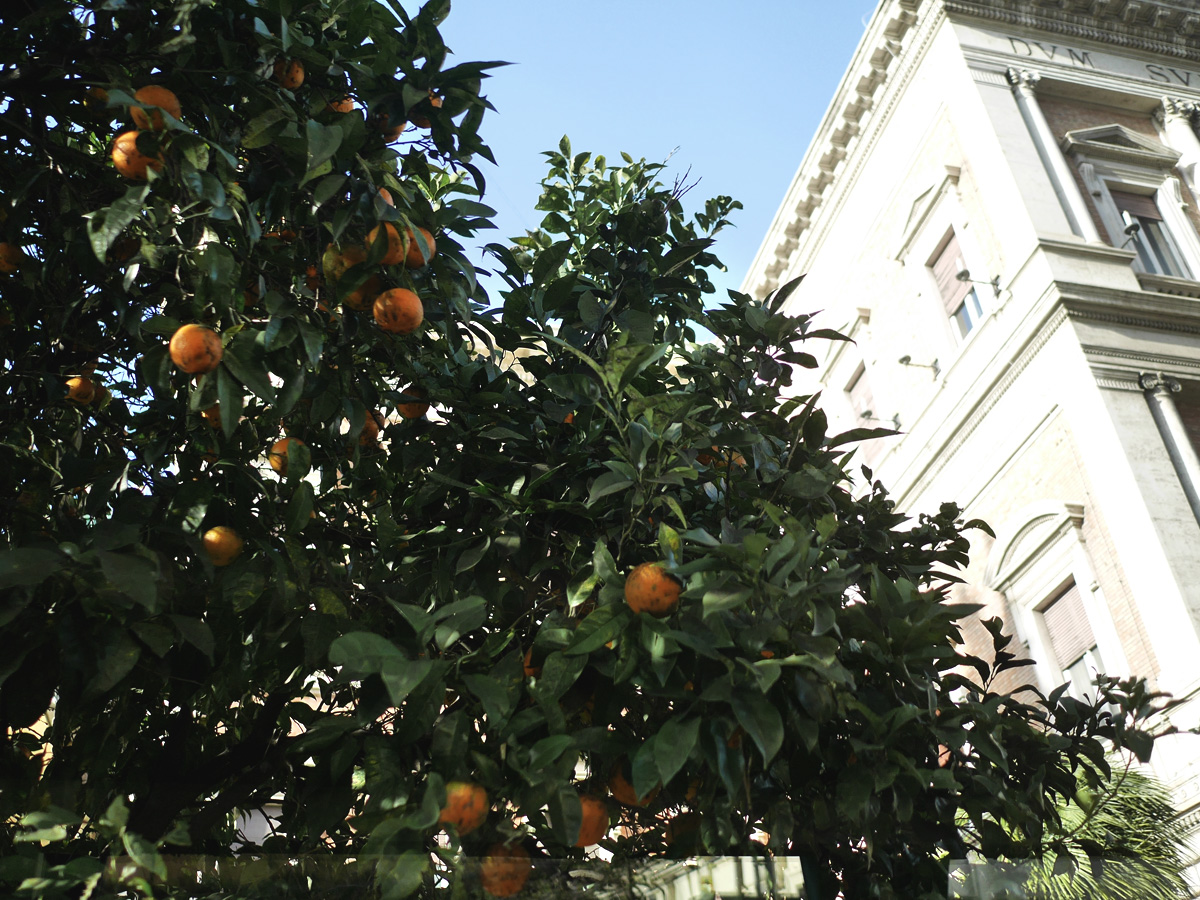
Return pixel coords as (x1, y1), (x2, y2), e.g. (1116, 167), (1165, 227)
(1140, 372), (1200, 525)
(1158, 97), (1200, 196)
(1005, 67), (1101, 242)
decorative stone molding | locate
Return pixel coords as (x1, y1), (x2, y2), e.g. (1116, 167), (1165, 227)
(983, 501), (1086, 593)
(1060, 124), (1182, 170)
(1137, 271), (1200, 298)
(1139, 371), (1184, 393)
(942, 0), (1200, 60)
(1160, 96), (1200, 120)
(1004, 66), (1041, 91)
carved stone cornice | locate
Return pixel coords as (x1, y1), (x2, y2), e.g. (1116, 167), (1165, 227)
(1139, 371), (1183, 393)
(1160, 96), (1200, 120)
(943, 0), (1200, 60)
(1004, 66), (1040, 91)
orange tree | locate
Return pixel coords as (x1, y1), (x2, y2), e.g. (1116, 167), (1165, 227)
(0, 1), (1173, 898)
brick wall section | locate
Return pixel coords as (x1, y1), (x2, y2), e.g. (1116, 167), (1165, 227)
(1177, 379), (1200, 452)
(1036, 96), (1200, 246)
(950, 412), (1160, 696)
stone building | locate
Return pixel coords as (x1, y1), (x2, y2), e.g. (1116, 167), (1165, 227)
(745, 0), (1200, 882)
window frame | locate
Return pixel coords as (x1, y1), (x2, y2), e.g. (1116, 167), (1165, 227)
(1063, 124), (1200, 281)
(983, 502), (1130, 698)
(926, 228), (992, 344)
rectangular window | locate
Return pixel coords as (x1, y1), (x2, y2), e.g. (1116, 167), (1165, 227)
(846, 363), (875, 422)
(1110, 189), (1191, 278)
(1041, 582), (1104, 700)
(929, 231), (984, 339)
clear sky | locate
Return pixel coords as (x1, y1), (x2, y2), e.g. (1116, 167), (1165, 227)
(437, 1), (879, 300)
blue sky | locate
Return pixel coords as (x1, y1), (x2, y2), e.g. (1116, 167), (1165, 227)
(438, 1), (878, 299)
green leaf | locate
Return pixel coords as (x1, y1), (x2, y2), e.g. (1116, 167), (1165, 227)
(535, 651), (585, 700)
(377, 851), (428, 900)
(303, 120), (344, 185)
(632, 740), (661, 802)
(734, 690), (784, 764)
(285, 481), (314, 534)
(527, 734), (575, 774)
(588, 470), (632, 505)
(98, 550), (158, 609)
(122, 832), (168, 881)
(654, 715), (700, 786)
(531, 240), (572, 287)
(86, 631), (141, 697)
(222, 331), (276, 402)
(312, 172), (348, 208)
(434, 596), (488, 650)
(86, 183), (150, 262)
(169, 615), (214, 661)
(455, 538), (490, 573)
(380, 658), (435, 706)
(566, 605), (628, 655)
(15, 807), (81, 843)
(329, 632), (405, 677)
(463, 673), (515, 728)
(0, 548), (63, 589)
(242, 108), (291, 149)
(216, 366), (243, 439)
(548, 783), (583, 845)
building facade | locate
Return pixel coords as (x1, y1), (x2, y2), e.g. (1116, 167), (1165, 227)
(745, 0), (1200, 881)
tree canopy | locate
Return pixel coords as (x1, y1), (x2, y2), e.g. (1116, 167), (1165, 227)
(0, 1), (1177, 898)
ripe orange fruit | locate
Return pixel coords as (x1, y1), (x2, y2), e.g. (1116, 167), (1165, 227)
(438, 781), (488, 835)
(343, 274), (382, 311)
(322, 242), (366, 281)
(66, 376), (96, 404)
(608, 766), (659, 808)
(522, 647), (541, 679)
(373, 288), (423, 335)
(0, 242), (24, 274)
(374, 112), (407, 142)
(479, 843), (531, 898)
(268, 437), (304, 477)
(304, 264), (321, 292)
(623, 562), (681, 617)
(325, 95), (355, 114)
(169, 324), (223, 375)
(367, 223), (405, 265)
(111, 131), (163, 180)
(108, 235), (139, 263)
(202, 404), (222, 429)
(575, 795), (609, 847)
(398, 385), (429, 419)
(358, 410), (382, 446)
(404, 226), (436, 268)
(562, 412), (575, 425)
(273, 58), (304, 90)
(83, 86), (109, 115)
(202, 526), (244, 566)
(130, 85), (181, 130)
(410, 91), (443, 128)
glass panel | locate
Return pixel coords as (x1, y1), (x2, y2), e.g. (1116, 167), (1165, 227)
(1138, 218), (1190, 278)
(950, 288), (983, 339)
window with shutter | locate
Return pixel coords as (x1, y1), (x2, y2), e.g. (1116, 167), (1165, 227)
(928, 231), (986, 339)
(1040, 582), (1105, 700)
(1110, 189), (1190, 278)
